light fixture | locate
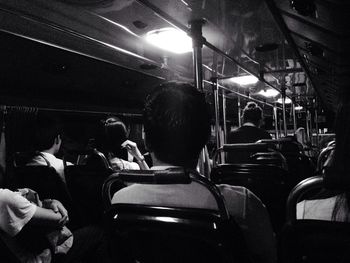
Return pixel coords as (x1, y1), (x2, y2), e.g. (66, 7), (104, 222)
(257, 89), (279, 98)
(145, 27), (192, 54)
(230, 75), (259, 85)
(276, 97), (292, 104)
(295, 105), (303, 110)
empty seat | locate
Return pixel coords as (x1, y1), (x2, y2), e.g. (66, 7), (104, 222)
(280, 174), (350, 263)
(103, 169), (252, 263)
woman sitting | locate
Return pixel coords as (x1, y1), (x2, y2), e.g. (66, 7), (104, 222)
(102, 116), (149, 170)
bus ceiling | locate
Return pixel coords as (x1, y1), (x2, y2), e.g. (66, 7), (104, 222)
(0, 0), (347, 114)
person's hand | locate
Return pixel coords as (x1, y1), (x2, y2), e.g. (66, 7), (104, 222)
(121, 140), (144, 162)
(42, 199), (69, 226)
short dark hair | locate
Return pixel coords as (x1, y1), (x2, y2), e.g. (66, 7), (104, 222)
(35, 115), (62, 151)
(103, 117), (128, 159)
(242, 102), (263, 126)
(143, 82), (211, 168)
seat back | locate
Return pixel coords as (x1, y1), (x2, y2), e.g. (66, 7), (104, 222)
(103, 169), (252, 263)
(211, 163), (290, 230)
(65, 149), (113, 225)
(280, 176), (350, 263)
(215, 143), (270, 165)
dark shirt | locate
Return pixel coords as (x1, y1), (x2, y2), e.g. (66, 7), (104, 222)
(226, 125), (272, 163)
(227, 125), (272, 144)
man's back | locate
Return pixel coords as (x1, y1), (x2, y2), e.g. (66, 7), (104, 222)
(112, 175), (277, 263)
(226, 126), (272, 163)
(228, 126), (272, 144)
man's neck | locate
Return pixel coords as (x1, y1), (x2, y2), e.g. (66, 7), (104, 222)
(151, 153), (174, 168)
(41, 148), (56, 156)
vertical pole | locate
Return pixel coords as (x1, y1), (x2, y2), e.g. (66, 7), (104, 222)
(222, 91), (227, 144)
(292, 103), (297, 132)
(314, 99), (319, 148)
(238, 96), (242, 127)
(306, 110), (311, 143)
(190, 19), (205, 91)
(189, 19), (209, 175)
(281, 82), (288, 137)
(273, 105), (279, 139)
(213, 79), (221, 151)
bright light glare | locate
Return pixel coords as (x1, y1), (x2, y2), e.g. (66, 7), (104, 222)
(295, 105), (303, 110)
(145, 27), (192, 54)
(230, 75), (259, 85)
(276, 98), (292, 104)
(258, 89), (279, 98)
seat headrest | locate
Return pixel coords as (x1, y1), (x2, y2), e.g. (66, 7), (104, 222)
(223, 143), (268, 151)
(117, 168), (192, 184)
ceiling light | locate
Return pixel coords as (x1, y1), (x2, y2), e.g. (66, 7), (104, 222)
(257, 89), (279, 98)
(230, 75), (259, 85)
(295, 105), (303, 110)
(276, 98), (292, 104)
(145, 27), (192, 54)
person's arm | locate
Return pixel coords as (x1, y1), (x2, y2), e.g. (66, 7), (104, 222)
(29, 199), (69, 228)
(121, 140), (149, 170)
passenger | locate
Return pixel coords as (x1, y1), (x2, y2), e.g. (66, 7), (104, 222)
(28, 115), (70, 182)
(227, 101), (272, 144)
(297, 99), (350, 221)
(112, 82), (277, 263)
(0, 187), (112, 263)
(103, 116), (149, 170)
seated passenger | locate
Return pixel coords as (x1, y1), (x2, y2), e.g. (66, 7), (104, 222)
(297, 99), (350, 222)
(112, 82), (277, 263)
(0, 188), (111, 263)
(226, 102), (272, 163)
(102, 116), (148, 170)
(227, 102), (272, 144)
(27, 115), (71, 182)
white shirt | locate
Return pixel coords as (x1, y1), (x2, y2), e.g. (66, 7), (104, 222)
(297, 195), (348, 221)
(0, 189), (46, 262)
(109, 157), (140, 170)
(28, 152), (68, 182)
(112, 166), (277, 263)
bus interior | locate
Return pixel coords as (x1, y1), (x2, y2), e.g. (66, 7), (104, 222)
(0, 0), (349, 262)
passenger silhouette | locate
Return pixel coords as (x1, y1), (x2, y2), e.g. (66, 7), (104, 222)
(227, 101), (272, 144)
(297, 97), (350, 221)
(112, 82), (277, 263)
(102, 116), (148, 170)
(28, 115), (71, 182)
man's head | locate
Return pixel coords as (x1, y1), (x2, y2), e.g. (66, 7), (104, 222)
(143, 82), (211, 169)
(242, 102), (263, 127)
(35, 115), (62, 154)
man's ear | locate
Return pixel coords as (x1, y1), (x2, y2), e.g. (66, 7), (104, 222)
(55, 135), (62, 145)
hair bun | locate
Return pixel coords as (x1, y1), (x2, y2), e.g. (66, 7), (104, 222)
(246, 102), (257, 109)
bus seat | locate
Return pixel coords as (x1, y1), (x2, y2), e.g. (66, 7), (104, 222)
(317, 145), (335, 172)
(215, 143), (270, 164)
(210, 163), (290, 231)
(280, 175), (350, 263)
(102, 169), (252, 263)
(64, 149), (113, 225)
